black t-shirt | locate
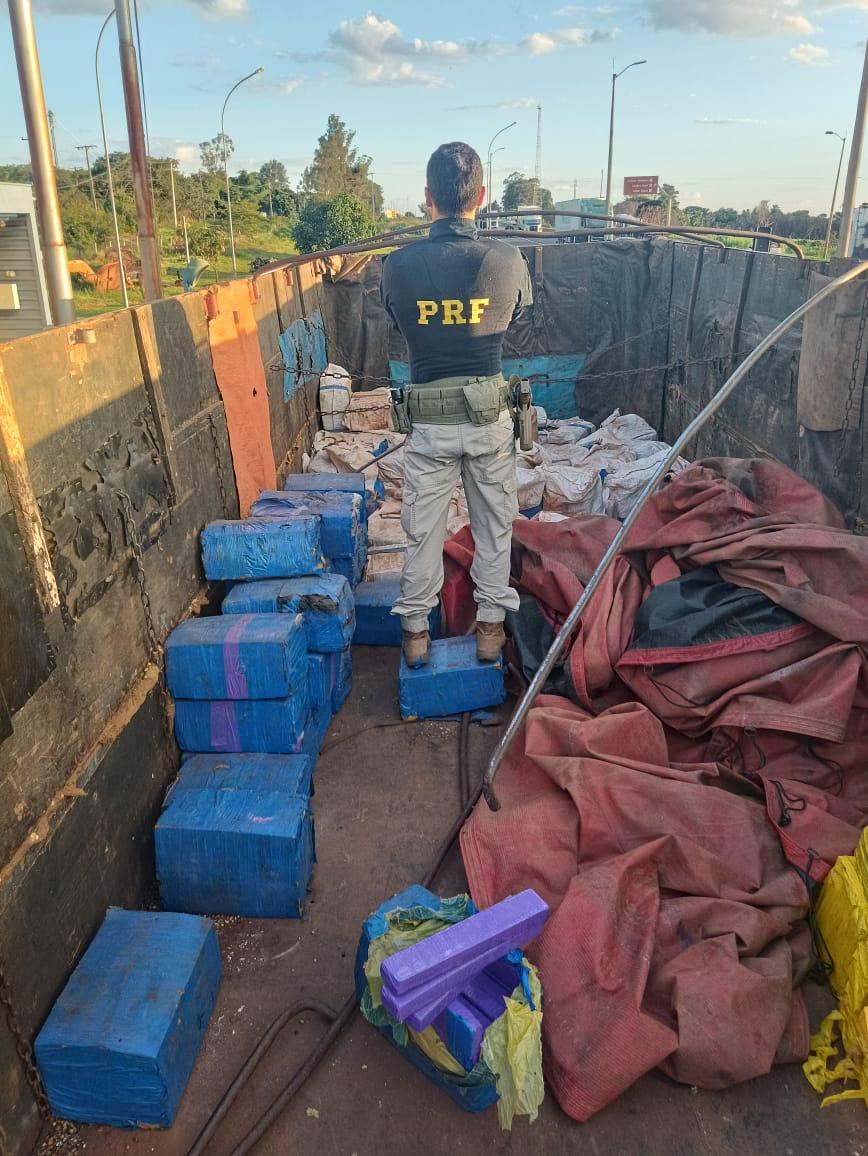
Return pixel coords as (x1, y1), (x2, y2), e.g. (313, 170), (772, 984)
(380, 217), (533, 384)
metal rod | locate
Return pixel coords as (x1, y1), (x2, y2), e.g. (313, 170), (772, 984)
(604, 60), (646, 227)
(114, 0), (161, 301)
(0, 357), (60, 616)
(481, 258), (868, 811)
(486, 120), (516, 220)
(8, 0), (75, 326)
(838, 40), (868, 258)
(221, 66), (264, 276)
(47, 108), (58, 167)
(182, 213), (189, 262)
(168, 158), (177, 228)
(95, 9), (128, 310)
(824, 131), (846, 260)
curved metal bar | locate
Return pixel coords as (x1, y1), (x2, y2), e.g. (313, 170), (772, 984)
(480, 259), (868, 811)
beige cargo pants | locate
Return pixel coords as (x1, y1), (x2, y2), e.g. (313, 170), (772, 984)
(392, 410), (521, 633)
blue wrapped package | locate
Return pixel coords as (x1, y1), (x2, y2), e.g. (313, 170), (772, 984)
(399, 637), (505, 721)
(156, 788), (314, 917)
(174, 695), (307, 753)
(201, 516), (324, 580)
(222, 575), (355, 653)
(329, 535), (368, 588)
(165, 613), (306, 701)
(331, 646), (352, 711)
(169, 752), (313, 800)
(251, 491), (365, 560)
(300, 703), (332, 763)
(282, 472), (368, 522)
(354, 577), (440, 646)
(308, 653), (329, 709)
(34, 909), (220, 1128)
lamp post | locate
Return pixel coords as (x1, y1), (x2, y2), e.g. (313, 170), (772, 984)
(823, 131), (846, 260)
(221, 66), (263, 275)
(167, 157), (178, 228)
(95, 8), (128, 308)
(604, 59), (647, 223)
(486, 120), (516, 223)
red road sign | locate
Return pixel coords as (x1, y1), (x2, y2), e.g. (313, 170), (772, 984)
(624, 176), (659, 197)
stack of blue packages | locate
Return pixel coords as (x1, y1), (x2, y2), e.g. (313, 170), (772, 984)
(222, 574), (354, 652)
(281, 471), (369, 522)
(354, 575), (440, 647)
(251, 491), (368, 587)
(166, 614), (310, 754)
(34, 909), (220, 1127)
(155, 754), (315, 918)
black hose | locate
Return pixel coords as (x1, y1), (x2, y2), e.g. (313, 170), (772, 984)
(187, 1001), (337, 1156)
(196, 715), (481, 1154)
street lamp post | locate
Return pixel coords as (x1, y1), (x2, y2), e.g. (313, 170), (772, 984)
(95, 8), (128, 308)
(221, 66), (263, 275)
(167, 158), (178, 228)
(824, 130), (847, 260)
(605, 59), (647, 224)
(486, 120), (516, 224)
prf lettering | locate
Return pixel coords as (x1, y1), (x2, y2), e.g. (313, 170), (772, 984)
(416, 298), (489, 326)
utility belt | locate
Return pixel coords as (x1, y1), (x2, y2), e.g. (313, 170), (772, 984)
(390, 374), (510, 432)
(390, 373), (535, 449)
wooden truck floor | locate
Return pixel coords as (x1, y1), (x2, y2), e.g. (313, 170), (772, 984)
(63, 647), (865, 1156)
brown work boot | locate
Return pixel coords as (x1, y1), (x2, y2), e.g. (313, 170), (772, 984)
(476, 620), (506, 662)
(402, 629), (430, 669)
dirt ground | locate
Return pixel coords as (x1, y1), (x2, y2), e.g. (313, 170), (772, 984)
(51, 647), (865, 1156)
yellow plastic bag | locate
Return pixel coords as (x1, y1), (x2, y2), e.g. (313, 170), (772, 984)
(482, 962), (545, 1130)
(803, 828), (868, 1106)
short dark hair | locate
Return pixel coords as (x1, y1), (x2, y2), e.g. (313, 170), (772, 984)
(426, 142), (484, 216)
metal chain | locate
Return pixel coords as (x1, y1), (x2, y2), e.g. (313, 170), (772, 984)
(833, 281), (868, 478)
(0, 959), (51, 1123)
(207, 411), (231, 517)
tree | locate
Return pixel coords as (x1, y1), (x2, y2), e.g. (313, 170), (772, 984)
(709, 207), (739, 229)
(185, 220), (226, 263)
(293, 193), (375, 253)
(259, 160), (288, 188)
(752, 199), (772, 227)
(659, 184), (680, 220)
(300, 115), (382, 209)
(200, 134), (233, 175)
(262, 186), (298, 218)
(683, 205), (709, 227)
(501, 173), (553, 213)
(60, 195), (113, 254)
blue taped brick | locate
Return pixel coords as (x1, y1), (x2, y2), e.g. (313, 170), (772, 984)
(251, 491), (365, 561)
(300, 703), (332, 763)
(353, 577), (441, 646)
(433, 997), (487, 1072)
(201, 516), (324, 580)
(34, 909), (219, 1128)
(354, 887), (498, 1115)
(222, 575), (355, 654)
(165, 613), (306, 701)
(281, 472), (368, 522)
(156, 789), (314, 917)
(169, 753), (313, 800)
(398, 636), (506, 721)
(329, 543), (366, 587)
(331, 647), (352, 711)
(308, 653), (329, 709)
(174, 695), (307, 754)
(382, 890), (549, 995)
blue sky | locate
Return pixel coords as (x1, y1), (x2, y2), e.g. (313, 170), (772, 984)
(1, 1), (866, 212)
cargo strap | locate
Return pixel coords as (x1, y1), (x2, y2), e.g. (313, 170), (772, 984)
(407, 374), (510, 427)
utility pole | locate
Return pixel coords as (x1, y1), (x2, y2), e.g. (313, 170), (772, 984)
(168, 158), (177, 228)
(182, 214), (189, 262)
(837, 40), (868, 258)
(605, 59), (647, 223)
(76, 144), (98, 208)
(114, 0), (161, 301)
(573, 177), (577, 200)
(535, 105), (542, 198)
(824, 130), (846, 260)
(47, 107), (58, 166)
(8, 0), (75, 325)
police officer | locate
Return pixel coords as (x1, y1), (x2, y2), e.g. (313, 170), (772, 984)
(381, 141), (533, 668)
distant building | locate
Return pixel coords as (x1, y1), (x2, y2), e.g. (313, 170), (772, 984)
(0, 183), (51, 340)
(849, 204), (868, 260)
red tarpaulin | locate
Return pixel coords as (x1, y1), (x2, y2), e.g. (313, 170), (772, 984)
(451, 459), (868, 1120)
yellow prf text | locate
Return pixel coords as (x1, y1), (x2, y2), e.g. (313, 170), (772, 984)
(416, 298), (489, 325)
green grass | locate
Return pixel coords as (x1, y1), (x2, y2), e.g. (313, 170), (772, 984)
(71, 230), (298, 318)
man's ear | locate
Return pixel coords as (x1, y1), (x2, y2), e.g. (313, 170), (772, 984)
(424, 187), (434, 214)
(477, 187), (486, 209)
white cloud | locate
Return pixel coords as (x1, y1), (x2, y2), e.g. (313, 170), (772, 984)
(695, 116), (765, 124)
(274, 79), (303, 94)
(789, 42), (830, 61)
(524, 32), (559, 53)
(554, 4), (585, 13)
(191, 0), (249, 17)
(451, 96), (538, 111)
(642, 1), (818, 36)
(34, 0), (249, 15)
